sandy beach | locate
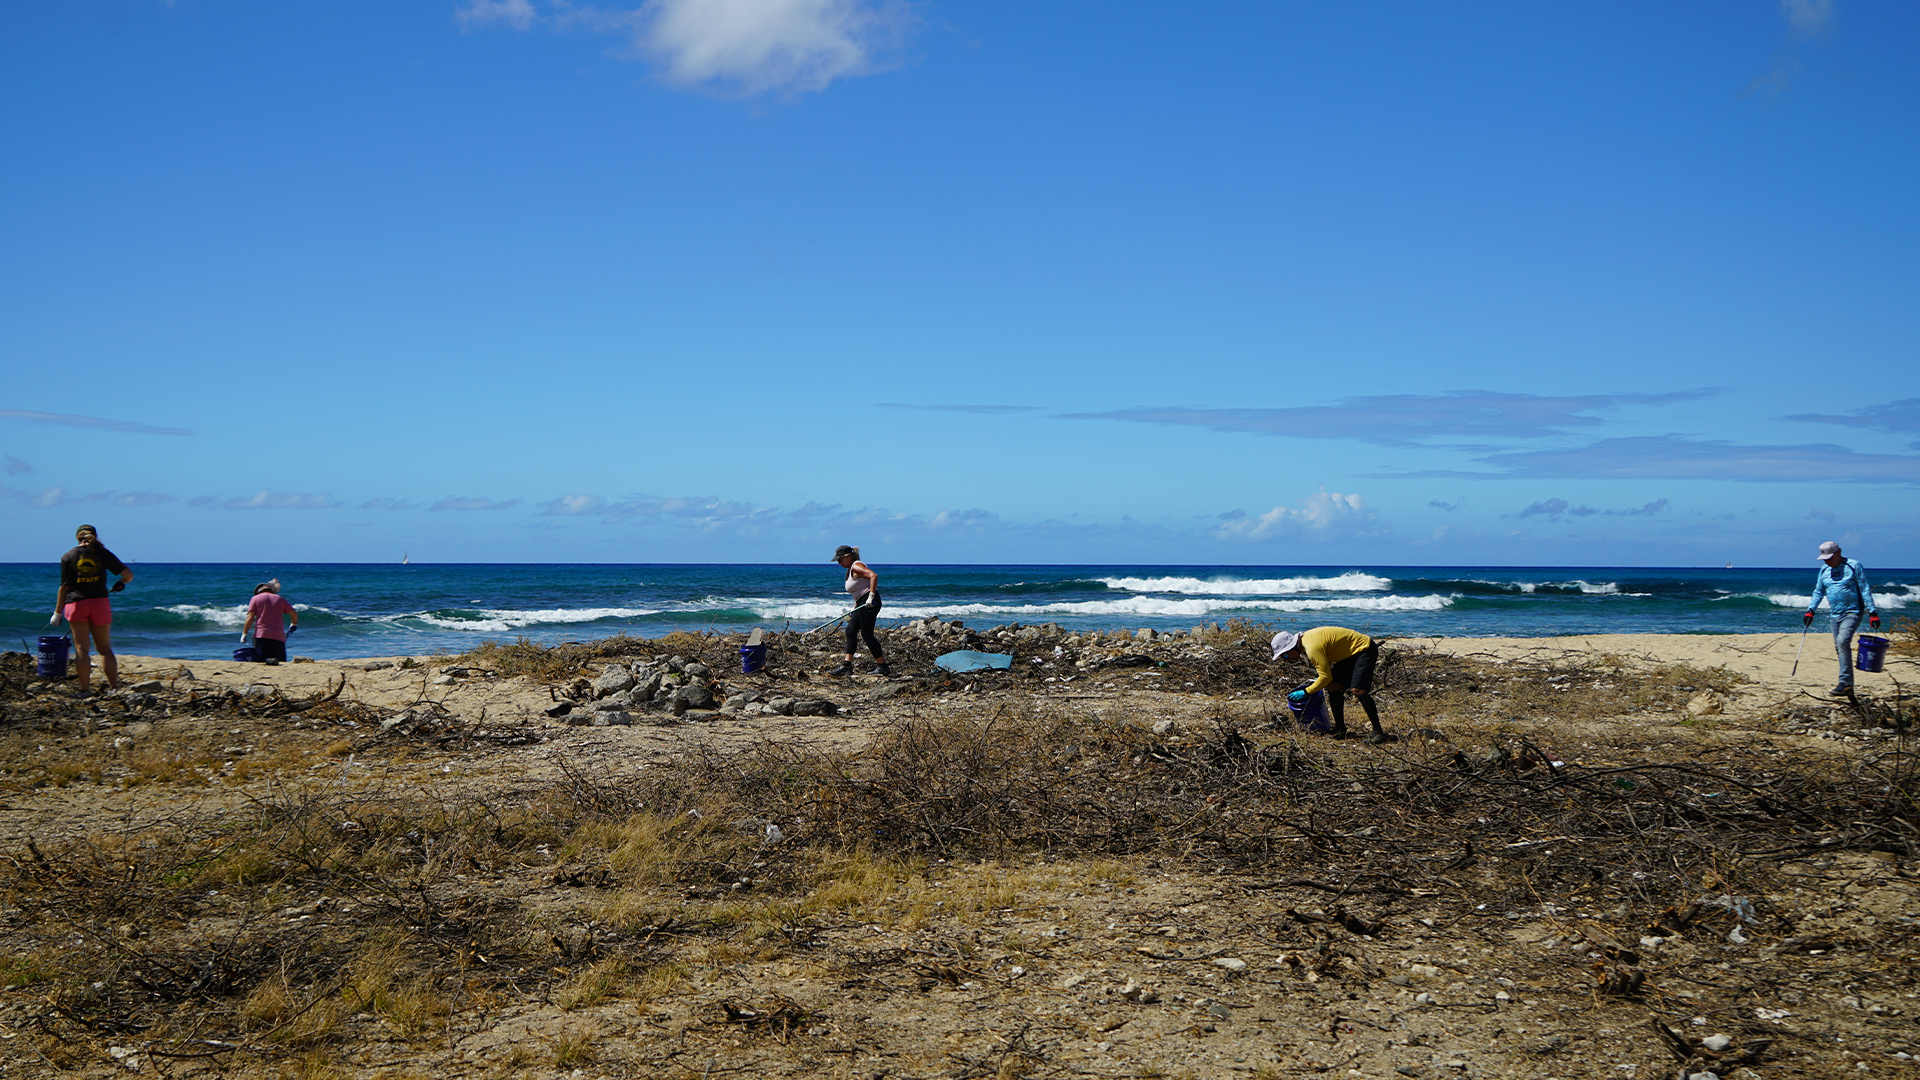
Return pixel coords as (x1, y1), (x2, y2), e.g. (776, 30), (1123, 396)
(1, 627), (1911, 1079)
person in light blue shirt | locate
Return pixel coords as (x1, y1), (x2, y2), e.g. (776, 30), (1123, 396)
(1804, 540), (1880, 697)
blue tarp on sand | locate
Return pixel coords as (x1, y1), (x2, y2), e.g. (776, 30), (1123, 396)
(934, 650), (1014, 673)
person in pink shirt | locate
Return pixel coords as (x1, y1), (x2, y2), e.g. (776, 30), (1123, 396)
(242, 579), (299, 664)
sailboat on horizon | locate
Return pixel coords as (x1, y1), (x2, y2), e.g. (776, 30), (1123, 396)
(403, 552), (410, 565)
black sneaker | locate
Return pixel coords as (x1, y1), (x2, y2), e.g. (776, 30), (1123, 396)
(1328, 727), (1352, 739)
(874, 663), (893, 676)
(829, 663), (853, 677)
(1829, 685), (1853, 696)
(1365, 731), (1398, 745)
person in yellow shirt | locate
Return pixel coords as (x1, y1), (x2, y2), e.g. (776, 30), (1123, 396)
(1271, 626), (1391, 743)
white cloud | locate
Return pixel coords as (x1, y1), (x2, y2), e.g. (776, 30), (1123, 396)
(1780, 0), (1833, 38)
(110, 491), (175, 507)
(1214, 491), (1385, 542)
(0, 409), (192, 436)
(456, 0), (538, 30)
(225, 491), (341, 510)
(28, 487), (68, 508)
(4, 455), (30, 476)
(432, 495), (523, 512)
(539, 495), (607, 516)
(456, 0), (912, 96)
(636, 0), (911, 95)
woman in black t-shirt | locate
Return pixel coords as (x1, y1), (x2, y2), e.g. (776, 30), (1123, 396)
(54, 524), (133, 693)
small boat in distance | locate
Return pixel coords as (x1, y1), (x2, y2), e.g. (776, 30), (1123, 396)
(403, 552), (410, 565)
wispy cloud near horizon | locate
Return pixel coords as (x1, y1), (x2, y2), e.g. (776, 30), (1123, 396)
(432, 496), (524, 512)
(1062, 389), (1724, 448)
(0, 410), (192, 437)
(1781, 398), (1920, 449)
(1511, 497), (1671, 520)
(879, 404), (1045, 415)
(1382, 436), (1920, 484)
(224, 491), (341, 510)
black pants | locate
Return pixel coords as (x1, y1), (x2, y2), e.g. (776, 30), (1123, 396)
(256, 637), (287, 663)
(845, 595), (884, 658)
(1326, 643), (1381, 732)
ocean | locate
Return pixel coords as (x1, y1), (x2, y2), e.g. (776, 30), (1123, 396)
(4, 562), (1913, 662)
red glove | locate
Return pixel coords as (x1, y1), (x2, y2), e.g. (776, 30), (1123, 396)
(1803, 611), (1814, 626)
(1869, 614), (1881, 630)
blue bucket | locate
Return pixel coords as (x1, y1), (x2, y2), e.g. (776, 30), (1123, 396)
(1856, 634), (1889, 674)
(1287, 684), (1332, 733)
(36, 635), (71, 678)
(740, 643), (768, 674)
(233, 646), (259, 664)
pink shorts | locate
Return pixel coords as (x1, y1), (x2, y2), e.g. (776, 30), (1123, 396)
(63, 598), (113, 626)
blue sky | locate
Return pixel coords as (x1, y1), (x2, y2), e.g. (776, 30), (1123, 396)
(3, 0), (1916, 567)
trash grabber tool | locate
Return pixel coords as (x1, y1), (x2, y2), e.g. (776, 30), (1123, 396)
(1791, 624), (1809, 676)
(802, 606), (861, 638)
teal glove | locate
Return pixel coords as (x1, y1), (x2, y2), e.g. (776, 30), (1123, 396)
(1287, 689), (1308, 705)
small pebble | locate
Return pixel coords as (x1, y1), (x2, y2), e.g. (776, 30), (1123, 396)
(1702, 1034), (1733, 1052)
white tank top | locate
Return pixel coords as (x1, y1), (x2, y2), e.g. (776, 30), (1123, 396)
(845, 567), (871, 601)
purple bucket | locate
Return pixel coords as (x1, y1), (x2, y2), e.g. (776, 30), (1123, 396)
(1856, 634), (1889, 674)
(36, 635), (71, 678)
(1287, 684), (1332, 733)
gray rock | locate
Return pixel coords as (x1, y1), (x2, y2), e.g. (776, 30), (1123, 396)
(684, 662), (711, 678)
(591, 711), (633, 726)
(593, 695), (631, 712)
(767, 697), (797, 715)
(431, 674), (455, 685)
(1136, 628), (1157, 641)
(362, 661), (394, 671)
(723, 693), (756, 711)
(675, 682), (716, 710)
(544, 702), (574, 718)
(682, 709), (722, 722)
(564, 711), (595, 726)
(1152, 719), (1179, 736)
(592, 667), (637, 697)
(791, 698), (838, 717)
(1701, 1035), (1733, 1052)
(634, 669), (664, 700)
(441, 666), (469, 677)
(131, 680), (165, 693)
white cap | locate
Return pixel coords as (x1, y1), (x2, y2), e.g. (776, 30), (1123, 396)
(1270, 631), (1301, 661)
(1817, 541), (1842, 562)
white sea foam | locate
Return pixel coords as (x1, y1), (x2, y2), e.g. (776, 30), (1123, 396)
(159, 603), (250, 628)
(760, 594), (1453, 622)
(1542, 580), (1620, 595)
(1768, 590), (1912, 610)
(1097, 573), (1392, 595)
(406, 606), (662, 634)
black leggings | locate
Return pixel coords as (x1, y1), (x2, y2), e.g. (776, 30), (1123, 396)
(1326, 643), (1382, 732)
(845, 595), (884, 658)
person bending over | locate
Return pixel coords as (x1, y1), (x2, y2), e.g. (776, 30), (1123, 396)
(831, 544), (890, 677)
(243, 578), (299, 665)
(1271, 626), (1391, 743)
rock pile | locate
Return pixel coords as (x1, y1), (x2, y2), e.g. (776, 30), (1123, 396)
(568, 654), (838, 726)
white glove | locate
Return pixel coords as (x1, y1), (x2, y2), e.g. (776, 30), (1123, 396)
(49, 613), (60, 627)
(239, 631), (250, 643)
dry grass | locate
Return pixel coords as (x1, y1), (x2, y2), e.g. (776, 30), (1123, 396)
(1, 644), (1914, 1077)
